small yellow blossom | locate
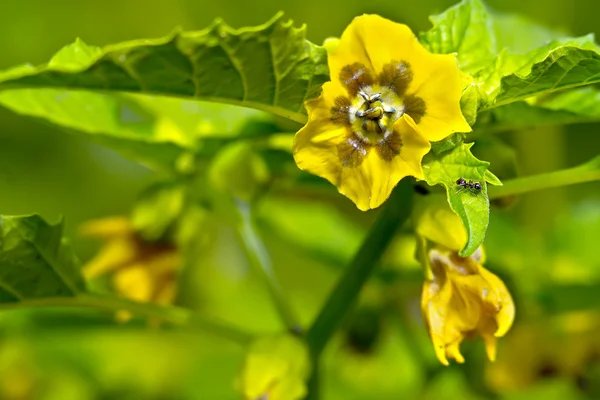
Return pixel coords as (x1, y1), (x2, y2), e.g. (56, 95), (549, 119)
(421, 246), (515, 365)
(414, 194), (468, 252)
(414, 196), (514, 364)
(237, 335), (310, 400)
(293, 15), (471, 210)
(80, 216), (180, 322)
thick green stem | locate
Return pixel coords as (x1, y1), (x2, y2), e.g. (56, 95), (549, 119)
(306, 180), (413, 357)
(0, 294), (252, 344)
(236, 199), (301, 332)
(488, 155), (600, 199)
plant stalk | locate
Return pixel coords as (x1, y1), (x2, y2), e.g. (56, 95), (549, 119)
(488, 155), (600, 199)
(306, 180), (413, 357)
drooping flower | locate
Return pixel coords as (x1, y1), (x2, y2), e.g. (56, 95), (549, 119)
(80, 216), (180, 322)
(293, 15), (471, 210)
(413, 195), (514, 364)
(421, 246), (515, 365)
(237, 335), (310, 400)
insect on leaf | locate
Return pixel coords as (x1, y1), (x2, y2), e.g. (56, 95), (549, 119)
(422, 142), (501, 257)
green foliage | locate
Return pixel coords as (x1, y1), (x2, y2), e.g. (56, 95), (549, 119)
(420, 0), (600, 254)
(209, 142), (270, 202)
(0, 215), (85, 302)
(0, 2), (599, 399)
(0, 90), (274, 172)
(132, 181), (187, 241)
(0, 13), (328, 123)
(476, 87), (600, 130)
(487, 37), (600, 108)
(420, 0), (497, 75)
(422, 0), (600, 125)
(422, 142), (500, 256)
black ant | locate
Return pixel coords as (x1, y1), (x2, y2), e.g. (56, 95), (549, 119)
(455, 177), (482, 194)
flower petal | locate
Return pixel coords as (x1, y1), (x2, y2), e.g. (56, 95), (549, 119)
(414, 198), (468, 252)
(407, 59), (472, 141)
(295, 93), (429, 210)
(83, 237), (138, 279)
(422, 283), (449, 366)
(113, 264), (154, 302)
(446, 340), (466, 364)
(79, 216), (132, 237)
(328, 15), (419, 80)
(478, 267), (516, 337)
(329, 15), (471, 142)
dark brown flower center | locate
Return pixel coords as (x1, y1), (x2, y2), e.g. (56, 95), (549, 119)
(329, 61), (427, 168)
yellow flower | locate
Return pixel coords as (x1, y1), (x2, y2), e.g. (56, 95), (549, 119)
(421, 246), (515, 365)
(414, 194), (468, 252)
(80, 216), (180, 322)
(237, 335), (310, 400)
(293, 15), (471, 210)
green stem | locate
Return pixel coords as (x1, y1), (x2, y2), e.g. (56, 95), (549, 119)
(236, 199), (301, 332)
(488, 155), (600, 199)
(0, 294), (252, 344)
(306, 180), (413, 357)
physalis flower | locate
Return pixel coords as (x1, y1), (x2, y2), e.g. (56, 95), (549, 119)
(421, 246), (515, 365)
(414, 196), (514, 364)
(81, 216), (180, 322)
(293, 15), (471, 210)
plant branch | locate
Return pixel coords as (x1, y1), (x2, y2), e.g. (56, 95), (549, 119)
(488, 155), (600, 199)
(305, 180), (413, 357)
(0, 294), (253, 344)
(236, 199), (301, 332)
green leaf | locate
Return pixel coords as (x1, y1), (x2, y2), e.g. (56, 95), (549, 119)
(486, 36), (600, 109)
(477, 87), (600, 130)
(0, 215), (86, 302)
(0, 89), (276, 172)
(420, 0), (497, 75)
(422, 0), (600, 121)
(0, 13), (328, 123)
(422, 143), (500, 257)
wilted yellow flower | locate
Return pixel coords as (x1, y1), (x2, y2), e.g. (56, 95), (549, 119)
(237, 335), (310, 400)
(293, 15), (471, 210)
(421, 246), (515, 365)
(81, 216), (180, 322)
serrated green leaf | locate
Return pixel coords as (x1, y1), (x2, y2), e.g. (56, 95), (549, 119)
(420, 0), (496, 75)
(422, 143), (500, 256)
(430, 133), (465, 155)
(477, 87), (600, 130)
(0, 13), (328, 124)
(460, 80), (479, 126)
(422, 0), (600, 121)
(0, 215), (86, 302)
(483, 170), (502, 186)
(486, 37), (600, 108)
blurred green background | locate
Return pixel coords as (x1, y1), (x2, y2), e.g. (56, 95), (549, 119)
(0, 0), (599, 399)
